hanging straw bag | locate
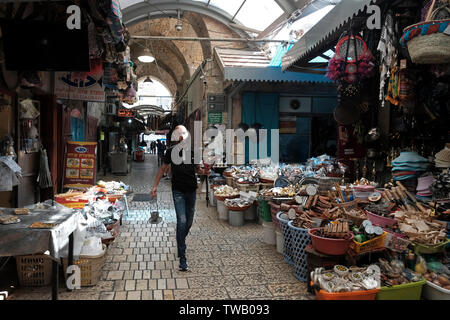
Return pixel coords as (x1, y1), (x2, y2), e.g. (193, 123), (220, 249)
(401, 0), (450, 64)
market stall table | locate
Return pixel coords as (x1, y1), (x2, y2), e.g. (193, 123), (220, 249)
(0, 207), (79, 300)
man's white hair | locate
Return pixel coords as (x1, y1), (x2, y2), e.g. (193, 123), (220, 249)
(172, 125), (189, 141)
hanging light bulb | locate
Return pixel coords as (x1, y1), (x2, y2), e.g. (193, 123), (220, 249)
(144, 76), (153, 83)
(138, 48), (155, 63)
(175, 10), (182, 32)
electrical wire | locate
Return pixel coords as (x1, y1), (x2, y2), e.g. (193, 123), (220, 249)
(0, 257), (10, 273)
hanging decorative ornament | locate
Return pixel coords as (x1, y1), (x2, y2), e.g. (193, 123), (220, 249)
(326, 31), (376, 86)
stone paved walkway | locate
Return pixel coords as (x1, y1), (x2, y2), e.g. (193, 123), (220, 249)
(9, 154), (312, 300)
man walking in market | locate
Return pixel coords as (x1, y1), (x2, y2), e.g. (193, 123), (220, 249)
(150, 125), (208, 271)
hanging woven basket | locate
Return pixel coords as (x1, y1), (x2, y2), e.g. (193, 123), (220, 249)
(401, 1), (450, 64)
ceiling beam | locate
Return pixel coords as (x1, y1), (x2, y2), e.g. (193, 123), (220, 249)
(256, 12), (289, 39)
(274, 0), (297, 13)
(121, 0), (249, 38)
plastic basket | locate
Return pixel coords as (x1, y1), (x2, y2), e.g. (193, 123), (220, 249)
(257, 199), (272, 222)
(225, 176), (234, 187)
(236, 183), (260, 193)
(287, 220), (312, 282)
(412, 239), (450, 255)
(308, 228), (354, 256)
(312, 282), (379, 300)
(269, 202), (281, 229)
(349, 232), (387, 254)
(62, 245), (107, 287)
(365, 210), (397, 228)
(15, 254), (52, 287)
(423, 280), (450, 300)
(277, 212), (294, 265)
(376, 279), (426, 300)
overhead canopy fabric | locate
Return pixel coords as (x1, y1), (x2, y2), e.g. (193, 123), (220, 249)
(282, 0), (379, 71)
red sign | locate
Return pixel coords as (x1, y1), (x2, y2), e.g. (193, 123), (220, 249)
(118, 108), (136, 117)
(63, 141), (97, 189)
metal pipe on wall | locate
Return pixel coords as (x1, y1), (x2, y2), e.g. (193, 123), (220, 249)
(131, 35), (289, 43)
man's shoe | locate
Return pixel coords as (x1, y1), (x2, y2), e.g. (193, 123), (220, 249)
(179, 257), (189, 272)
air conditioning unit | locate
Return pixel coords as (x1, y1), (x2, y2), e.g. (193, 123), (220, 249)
(105, 103), (117, 115)
(279, 96), (312, 113)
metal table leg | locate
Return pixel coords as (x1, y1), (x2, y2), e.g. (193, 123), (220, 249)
(205, 176), (209, 208)
(51, 260), (59, 300)
(67, 232), (74, 292)
(122, 194), (130, 225)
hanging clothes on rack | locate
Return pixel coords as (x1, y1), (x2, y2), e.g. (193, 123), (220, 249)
(377, 10), (398, 108)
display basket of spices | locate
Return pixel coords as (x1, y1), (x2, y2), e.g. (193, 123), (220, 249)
(214, 194), (240, 202)
(349, 232), (387, 254)
(63, 245), (107, 287)
(15, 254), (53, 287)
(287, 220), (312, 281)
(224, 200), (252, 212)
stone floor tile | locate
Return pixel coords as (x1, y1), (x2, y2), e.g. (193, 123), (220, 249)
(99, 292), (115, 300)
(125, 280), (136, 291)
(119, 262), (131, 271)
(175, 278), (189, 289)
(114, 291), (127, 300)
(141, 290), (153, 300)
(127, 291), (141, 300)
(153, 290), (163, 300)
(151, 270), (161, 279)
(148, 279), (157, 290)
(136, 279), (148, 291)
(173, 288), (229, 300)
(161, 270), (172, 279)
(123, 271), (134, 280)
(157, 279), (166, 290)
(226, 286), (272, 299)
(166, 279), (176, 290)
(107, 271), (124, 280)
(163, 290), (174, 300)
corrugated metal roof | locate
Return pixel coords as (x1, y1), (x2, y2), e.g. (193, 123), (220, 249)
(215, 48), (271, 68)
(215, 47), (331, 83)
(282, 0), (378, 71)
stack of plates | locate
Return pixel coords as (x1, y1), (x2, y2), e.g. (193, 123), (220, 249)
(416, 174), (434, 198)
(352, 185), (376, 199)
(435, 144), (450, 168)
(391, 151), (430, 181)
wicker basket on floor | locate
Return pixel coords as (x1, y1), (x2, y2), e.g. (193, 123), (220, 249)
(62, 245), (107, 287)
(15, 254), (53, 287)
